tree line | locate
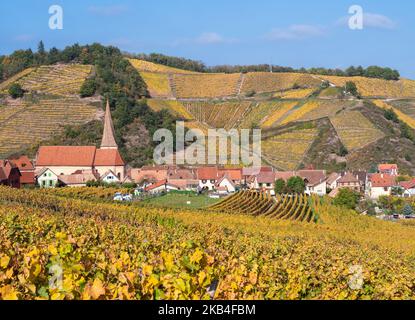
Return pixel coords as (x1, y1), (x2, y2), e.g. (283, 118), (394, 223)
(129, 52), (400, 81)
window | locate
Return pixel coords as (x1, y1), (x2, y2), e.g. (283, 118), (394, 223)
(202, 180), (207, 184)
(210, 180), (215, 184)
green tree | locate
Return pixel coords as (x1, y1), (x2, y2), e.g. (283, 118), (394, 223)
(333, 188), (360, 210)
(8, 83), (24, 98)
(286, 176), (305, 194)
(80, 78), (97, 97)
(401, 204), (414, 216)
(274, 179), (286, 194)
(344, 81), (359, 97)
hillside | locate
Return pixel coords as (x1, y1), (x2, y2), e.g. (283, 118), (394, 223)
(0, 64), (100, 158)
(1, 55), (415, 172)
(131, 59), (415, 173)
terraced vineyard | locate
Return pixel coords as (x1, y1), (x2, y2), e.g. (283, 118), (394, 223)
(330, 111), (385, 151)
(128, 58), (198, 74)
(261, 128), (318, 170)
(183, 101), (252, 129)
(261, 101), (298, 128)
(0, 68), (35, 92)
(237, 101), (297, 129)
(373, 100), (415, 129)
(388, 99), (415, 120)
(0, 98), (98, 157)
(173, 73), (242, 99)
(320, 75), (415, 98)
(293, 100), (352, 122)
(147, 99), (194, 120)
(11, 64), (93, 96)
(241, 72), (321, 95)
(210, 191), (316, 222)
(275, 88), (316, 99)
(140, 72), (173, 98)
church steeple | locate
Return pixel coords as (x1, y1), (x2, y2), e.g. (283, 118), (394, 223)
(100, 99), (118, 149)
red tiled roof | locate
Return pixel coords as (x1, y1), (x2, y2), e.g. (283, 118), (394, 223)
(400, 179), (415, 190)
(197, 167), (219, 180)
(218, 168), (242, 181)
(256, 172), (276, 184)
(20, 172), (35, 184)
(145, 179), (174, 192)
(94, 149), (125, 166)
(36, 146), (97, 167)
(298, 170), (326, 186)
(338, 172), (360, 184)
(10, 155), (34, 171)
(378, 164), (398, 171)
(370, 174), (396, 188)
(274, 171), (296, 181)
(242, 167), (273, 176)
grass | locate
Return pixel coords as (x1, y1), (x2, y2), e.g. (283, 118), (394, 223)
(139, 192), (221, 209)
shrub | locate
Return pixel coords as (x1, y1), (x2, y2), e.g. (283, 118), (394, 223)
(8, 83), (24, 98)
(80, 78), (97, 97)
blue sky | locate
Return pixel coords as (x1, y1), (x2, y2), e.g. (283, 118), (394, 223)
(1, 0), (414, 78)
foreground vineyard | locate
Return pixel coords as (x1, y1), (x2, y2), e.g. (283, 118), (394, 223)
(209, 191), (315, 222)
(1, 186), (415, 300)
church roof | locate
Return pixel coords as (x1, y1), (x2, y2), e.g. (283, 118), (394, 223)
(101, 99), (118, 149)
(94, 149), (125, 166)
(36, 146), (97, 166)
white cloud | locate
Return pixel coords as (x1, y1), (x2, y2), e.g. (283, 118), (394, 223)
(87, 5), (128, 16)
(264, 25), (326, 41)
(337, 13), (397, 30)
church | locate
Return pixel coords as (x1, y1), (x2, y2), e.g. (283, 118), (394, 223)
(35, 100), (126, 182)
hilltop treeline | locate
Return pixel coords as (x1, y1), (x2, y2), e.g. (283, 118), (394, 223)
(132, 52), (400, 81)
(132, 53), (206, 73)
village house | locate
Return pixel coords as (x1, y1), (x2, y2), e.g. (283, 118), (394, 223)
(298, 170), (327, 196)
(399, 179), (415, 198)
(273, 170), (327, 196)
(130, 165), (173, 184)
(9, 155), (35, 187)
(144, 180), (180, 194)
(378, 164), (398, 176)
(35, 100), (126, 183)
(197, 167), (221, 191)
(216, 174), (237, 194)
(37, 168), (59, 188)
(368, 173), (396, 199)
(58, 170), (99, 188)
(101, 170), (120, 184)
(326, 172), (341, 191)
(0, 160), (21, 188)
(167, 168), (198, 191)
(336, 172), (361, 192)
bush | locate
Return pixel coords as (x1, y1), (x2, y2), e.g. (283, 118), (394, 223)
(274, 179), (286, 194)
(333, 188), (360, 210)
(80, 79), (96, 97)
(344, 81), (359, 98)
(8, 83), (24, 98)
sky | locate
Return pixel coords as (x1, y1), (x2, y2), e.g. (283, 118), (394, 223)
(1, 0), (414, 78)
